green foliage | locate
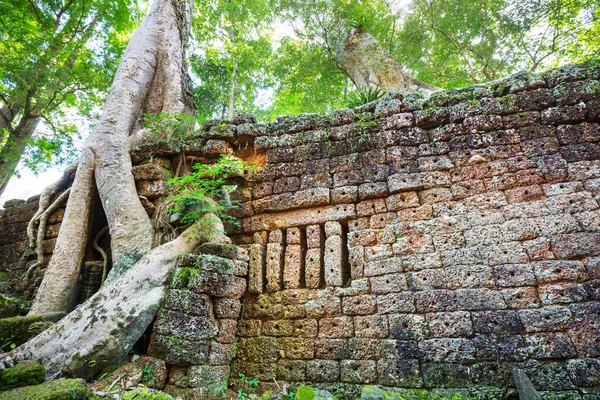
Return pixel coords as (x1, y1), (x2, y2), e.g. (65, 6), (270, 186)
(139, 112), (197, 151)
(237, 373), (260, 400)
(214, 378), (228, 397)
(346, 87), (385, 108)
(168, 335), (182, 345)
(355, 113), (380, 146)
(167, 155), (255, 238)
(0, 335), (16, 351)
(0, 0), (142, 175)
(397, 0), (600, 87)
(190, 52), (231, 122)
(191, 0), (276, 120)
(142, 364), (153, 382)
(258, 37), (348, 121)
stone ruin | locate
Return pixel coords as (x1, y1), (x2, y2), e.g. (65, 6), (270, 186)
(1, 60), (600, 398)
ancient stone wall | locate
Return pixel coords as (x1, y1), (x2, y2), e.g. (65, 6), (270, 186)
(0, 197), (64, 302)
(227, 61), (600, 398)
(146, 245), (249, 398)
(1, 61), (600, 398)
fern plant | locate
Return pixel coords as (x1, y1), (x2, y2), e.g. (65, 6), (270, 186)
(166, 155), (255, 238)
(346, 86), (385, 108)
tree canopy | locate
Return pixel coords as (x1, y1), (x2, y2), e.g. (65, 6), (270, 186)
(188, 0), (600, 121)
(398, 0), (600, 87)
(1, 0), (599, 184)
(0, 0), (142, 193)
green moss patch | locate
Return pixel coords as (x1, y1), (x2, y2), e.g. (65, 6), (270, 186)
(0, 313), (65, 348)
(359, 385), (475, 400)
(121, 387), (174, 400)
(0, 378), (87, 400)
(296, 386), (337, 400)
(0, 361), (45, 390)
(195, 242), (239, 259)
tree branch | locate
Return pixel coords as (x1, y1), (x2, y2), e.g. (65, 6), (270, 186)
(54, 0), (76, 32)
(26, 0), (47, 27)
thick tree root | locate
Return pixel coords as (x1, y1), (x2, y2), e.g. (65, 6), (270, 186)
(92, 226), (109, 282)
(27, 163), (77, 249)
(1, 214), (227, 381)
(26, 188), (72, 279)
(152, 200), (177, 246)
(30, 150), (96, 315)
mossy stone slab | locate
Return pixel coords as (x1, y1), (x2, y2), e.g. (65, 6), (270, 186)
(0, 378), (86, 400)
(0, 361), (45, 390)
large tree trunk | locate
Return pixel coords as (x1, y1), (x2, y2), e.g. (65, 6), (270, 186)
(227, 61), (238, 120)
(2, 218), (227, 380)
(30, 0), (195, 314)
(0, 113), (41, 196)
(0, 0), (215, 381)
(337, 28), (439, 95)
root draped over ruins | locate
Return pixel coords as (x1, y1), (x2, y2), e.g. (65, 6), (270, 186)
(1, 0), (210, 378)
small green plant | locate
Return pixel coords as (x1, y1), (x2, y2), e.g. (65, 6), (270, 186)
(0, 335), (16, 350)
(355, 113), (379, 146)
(346, 86), (385, 108)
(140, 112), (197, 151)
(168, 334), (182, 345)
(142, 364), (153, 382)
(217, 122), (228, 132)
(167, 154), (255, 239)
(400, 389), (474, 399)
(214, 378), (228, 398)
(237, 373), (259, 400)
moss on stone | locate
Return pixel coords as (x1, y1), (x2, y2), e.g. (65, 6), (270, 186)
(121, 388), (174, 400)
(297, 386), (317, 399)
(358, 385), (476, 400)
(0, 315), (44, 347)
(0, 361), (45, 390)
(0, 378), (87, 400)
(259, 391), (273, 400)
(295, 386), (337, 400)
(28, 322), (53, 337)
(195, 242), (239, 259)
(140, 358), (166, 389)
(427, 87), (474, 108)
(170, 267), (192, 289)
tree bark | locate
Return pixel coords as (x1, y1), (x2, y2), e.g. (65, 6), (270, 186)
(29, 150), (96, 314)
(0, 106), (17, 132)
(227, 62), (238, 120)
(30, 0), (195, 314)
(0, 114), (41, 196)
(337, 28), (439, 95)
